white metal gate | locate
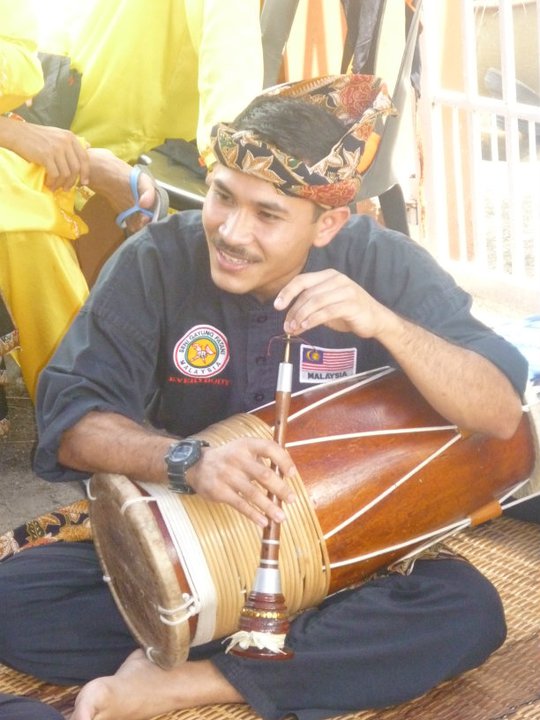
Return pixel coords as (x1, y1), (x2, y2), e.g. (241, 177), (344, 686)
(418, 0), (540, 317)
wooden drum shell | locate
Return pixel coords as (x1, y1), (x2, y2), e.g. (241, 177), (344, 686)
(89, 368), (536, 668)
(255, 369), (535, 590)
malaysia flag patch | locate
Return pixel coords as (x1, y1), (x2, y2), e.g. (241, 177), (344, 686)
(299, 344), (357, 384)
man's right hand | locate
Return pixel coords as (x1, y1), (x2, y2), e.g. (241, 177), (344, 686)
(59, 412), (297, 529)
(187, 437), (298, 528)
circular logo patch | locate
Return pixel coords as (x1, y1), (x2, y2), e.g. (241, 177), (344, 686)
(173, 325), (230, 378)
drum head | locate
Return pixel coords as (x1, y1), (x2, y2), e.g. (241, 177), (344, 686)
(89, 473), (191, 668)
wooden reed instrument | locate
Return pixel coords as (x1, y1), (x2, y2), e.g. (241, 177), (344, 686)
(226, 335), (294, 659)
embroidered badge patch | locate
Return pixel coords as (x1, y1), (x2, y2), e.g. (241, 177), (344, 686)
(299, 344), (357, 384)
(174, 325), (230, 378)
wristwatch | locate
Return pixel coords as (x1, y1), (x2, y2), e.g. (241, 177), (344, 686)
(165, 439), (209, 494)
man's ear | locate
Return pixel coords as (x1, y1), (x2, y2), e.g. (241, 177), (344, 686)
(313, 206), (351, 248)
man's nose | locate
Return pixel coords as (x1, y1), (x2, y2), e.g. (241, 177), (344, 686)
(219, 209), (254, 244)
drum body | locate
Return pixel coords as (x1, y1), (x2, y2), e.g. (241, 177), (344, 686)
(89, 368), (535, 668)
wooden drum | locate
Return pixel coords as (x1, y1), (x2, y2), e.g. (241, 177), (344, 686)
(88, 367), (536, 668)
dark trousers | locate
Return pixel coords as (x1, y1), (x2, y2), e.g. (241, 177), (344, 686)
(0, 694), (63, 719)
(0, 542), (506, 720)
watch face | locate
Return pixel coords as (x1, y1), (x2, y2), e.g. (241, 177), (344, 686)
(169, 443), (195, 463)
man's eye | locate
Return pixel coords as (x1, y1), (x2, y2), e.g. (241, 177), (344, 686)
(259, 211), (280, 222)
(212, 187), (232, 203)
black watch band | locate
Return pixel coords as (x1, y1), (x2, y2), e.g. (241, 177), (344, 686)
(164, 439), (209, 494)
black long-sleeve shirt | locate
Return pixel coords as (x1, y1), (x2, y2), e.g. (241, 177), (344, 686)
(34, 211), (528, 482)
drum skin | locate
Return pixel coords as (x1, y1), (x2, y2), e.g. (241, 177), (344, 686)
(89, 368), (536, 667)
(90, 475), (193, 666)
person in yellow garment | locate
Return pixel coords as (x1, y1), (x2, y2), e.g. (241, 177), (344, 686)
(37, 0), (265, 163)
(0, 6), (88, 402)
(0, 0), (263, 400)
(0, 6), (165, 400)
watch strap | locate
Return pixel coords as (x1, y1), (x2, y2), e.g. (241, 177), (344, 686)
(165, 439), (209, 494)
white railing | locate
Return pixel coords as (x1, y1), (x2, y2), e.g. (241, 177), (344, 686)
(418, 0), (540, 316)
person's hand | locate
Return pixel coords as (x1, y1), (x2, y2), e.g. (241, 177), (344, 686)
(87, 149), (158, 233)
(5, 120), (90, 190)
(274, 269), (392, 340)
(188, 437), (297, 527)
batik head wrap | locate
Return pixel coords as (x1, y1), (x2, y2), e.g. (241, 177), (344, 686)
(206, 74), (395, 209)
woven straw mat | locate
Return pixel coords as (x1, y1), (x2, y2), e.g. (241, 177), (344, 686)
(0, 516), (538, 720)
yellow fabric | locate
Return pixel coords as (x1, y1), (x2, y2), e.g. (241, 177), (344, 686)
(0, 0), (263, 396)
(0, 144), (89, 400)
(0, 1), (43, 113)
(357, 131), (381, 174)
(0, 230), (88, 399)
(0, 2), (89, 399)
(0, 149), (87, 238)
(38, 0), (264, 161)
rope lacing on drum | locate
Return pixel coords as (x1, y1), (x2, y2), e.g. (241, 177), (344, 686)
(120, 495), (157, 515)
(286, 367), (394, 425)
(84, 478), (96, 501)
(157, 593), (201, 626)
(85, 480), (161, 517)
(285, 425), (458, 448)
(335, 477), (538, 570)
(324, 433), (462, 541)
(138, 482), (218, 646)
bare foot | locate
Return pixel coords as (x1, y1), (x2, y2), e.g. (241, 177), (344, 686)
(70, 649), (243, 720)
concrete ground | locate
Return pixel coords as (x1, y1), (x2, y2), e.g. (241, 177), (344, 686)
(0, 359), (85, 535)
